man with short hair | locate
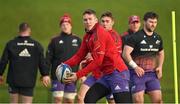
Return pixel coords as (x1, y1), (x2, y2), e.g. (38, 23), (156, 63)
(77, 11), (123, 104)
(63, 9), (131, 103)
(122, 15), (141, 46)
(123, 12), (164, 103)
(46, 14), (81, 104)
(0, 22), (50, 103)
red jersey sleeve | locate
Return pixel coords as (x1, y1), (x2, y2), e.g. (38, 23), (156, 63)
(64, 35), (88, 67)
(76, 29), (107, 78)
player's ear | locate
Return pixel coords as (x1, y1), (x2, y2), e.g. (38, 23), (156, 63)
(94, 17), (98, 23)
(112, 20), (114, 25)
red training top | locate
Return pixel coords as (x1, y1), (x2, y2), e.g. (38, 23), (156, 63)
(64, 23), (127, 79)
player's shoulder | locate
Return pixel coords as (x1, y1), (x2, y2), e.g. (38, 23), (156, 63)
(7, 37), (17, 44)
(122, 31), (129, 37)
(153, 32), (162, 39)
(28, 37), (43, 47)
(48, 34), (62, 44)
(71, 33), (81, 40)
(51, 34), (61, 40)
(132, 29), (145, 38)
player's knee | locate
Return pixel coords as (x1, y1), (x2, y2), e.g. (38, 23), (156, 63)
(152, 97), (163, 103)
(53, 91), (64, 103)
(54, 97), (63, 103)
(63, 98), (74, 104)
(133, 95), (143, 103)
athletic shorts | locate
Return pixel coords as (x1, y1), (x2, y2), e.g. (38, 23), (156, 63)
(130, 70), (161, 93)
(97, 70), (130, 93)
(8, 85), (34, 96)
(84, 75), (114, 100)
(51, 80), (76, 93)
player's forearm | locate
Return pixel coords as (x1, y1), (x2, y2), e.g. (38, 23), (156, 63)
(157, 50), (164, 68)
(122, 45), (138, 69)
(0, 60), (8, 76)
(122, 52), (133, 63)
(122, 45), (133, 63)
(64, 54), (82, 67)
(0, 55), (9, 75)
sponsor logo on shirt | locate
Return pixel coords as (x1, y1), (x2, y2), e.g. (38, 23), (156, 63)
(140, 48), (159, 52)
(125, 86), (129, 90)
(114, 85), (121, 90)
(131, 85), (136, 91)
(140, 40), (147, 44)
(17, 40), (34, 46)
(19, 48), (31, 57)
(53, 83), (58, 88)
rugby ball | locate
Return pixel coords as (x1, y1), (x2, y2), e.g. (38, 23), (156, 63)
(56, 63), (72, 83)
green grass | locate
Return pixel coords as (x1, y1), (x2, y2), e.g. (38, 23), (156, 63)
(0, 0), (179, 103)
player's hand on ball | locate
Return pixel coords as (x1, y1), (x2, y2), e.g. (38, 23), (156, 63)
(134, 66), (145, 77)
(64, 72), (77, 84)
(42, 75), (51, 87)
(155, 66), (162, 79)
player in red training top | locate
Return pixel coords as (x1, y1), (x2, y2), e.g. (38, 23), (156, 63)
(62, 9), (131, 103)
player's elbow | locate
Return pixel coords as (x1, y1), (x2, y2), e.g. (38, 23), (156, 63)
(122, 51), (127, 60)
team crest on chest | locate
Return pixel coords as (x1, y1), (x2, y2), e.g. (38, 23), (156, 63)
(72, 39), (78, 46)
(156, 40), (160, 45)
(59, 40), (64, 44)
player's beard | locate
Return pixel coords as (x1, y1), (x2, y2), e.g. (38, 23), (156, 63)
(146, 25), (155, 32)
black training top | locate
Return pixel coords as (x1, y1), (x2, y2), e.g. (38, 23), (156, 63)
(125, 29), (163, 58)
(46, 32), (81, 80)
(0, 36), (49, 87)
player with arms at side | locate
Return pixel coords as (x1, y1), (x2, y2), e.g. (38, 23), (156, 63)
(123, 12), (164, 103)
(122, 15), (141, 46)
(0, 22), (50, 103)
(46, 14), (81, 104)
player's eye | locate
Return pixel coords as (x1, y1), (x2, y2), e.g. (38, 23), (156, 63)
(83, 19), (88, 22)
(101, 20), (110, 23)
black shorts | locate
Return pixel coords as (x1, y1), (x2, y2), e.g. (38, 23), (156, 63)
(8, 85), (34, 96)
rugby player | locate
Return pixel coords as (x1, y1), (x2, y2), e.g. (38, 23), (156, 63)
(0, 22), (50, 103)
(46, 14), (81, 104)
(123, 12), (164, 103)
(63, 9), (131, 103)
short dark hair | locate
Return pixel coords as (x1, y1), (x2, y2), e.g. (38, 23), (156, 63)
(100, 11), (114, 20)
(143, 12), (158, 21)
(19, 22), (30, 32)
(83, 9), (96, 16)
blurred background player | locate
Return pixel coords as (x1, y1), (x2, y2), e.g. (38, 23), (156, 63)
(0, 22), (50, 103)
(122, 15), (141, 46)
(46, 14), (81, 104)
(63, 9), (131, 103)
(123, 12), (164, 103)
(121, 15), (141, 100)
